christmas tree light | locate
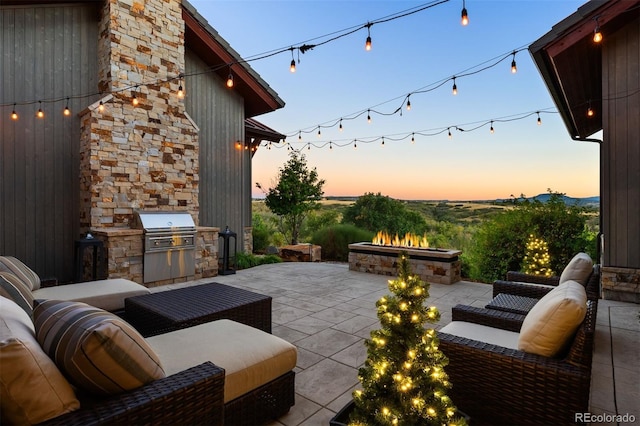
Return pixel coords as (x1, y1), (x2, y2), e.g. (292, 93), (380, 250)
(349, 253), (467, 425)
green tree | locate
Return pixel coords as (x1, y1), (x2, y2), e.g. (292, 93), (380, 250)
(349, 253), (466, 426)
(342, 193), (427, 235)
(522, 234), (554, 276)
(257, 151), (325, 245)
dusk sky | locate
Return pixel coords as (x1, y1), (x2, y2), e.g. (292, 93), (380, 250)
(189, 0), (600, 201)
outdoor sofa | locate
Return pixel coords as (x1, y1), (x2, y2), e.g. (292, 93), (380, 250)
(0, 256), (150, 313)
(437, 253), (598, 425)
(1, 262), (297, 425)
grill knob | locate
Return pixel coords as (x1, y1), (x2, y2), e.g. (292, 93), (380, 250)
(154, 241), (160, 246)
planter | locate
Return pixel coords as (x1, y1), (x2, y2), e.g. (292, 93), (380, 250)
(329, 400), (471, 425)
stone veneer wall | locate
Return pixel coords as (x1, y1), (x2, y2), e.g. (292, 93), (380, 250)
(79, 0), (199, 230)
(243, 227), (253, 253)
(348, 247), (462, 285)
(93, 227), (218, 287)
(601, 266), (640, 303)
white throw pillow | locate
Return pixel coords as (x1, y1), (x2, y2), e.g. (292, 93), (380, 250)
(518, 280), (587, 357)
(559, 252), (593, 285)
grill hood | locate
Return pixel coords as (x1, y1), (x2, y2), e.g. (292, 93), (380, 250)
(133, 211), (196, 232)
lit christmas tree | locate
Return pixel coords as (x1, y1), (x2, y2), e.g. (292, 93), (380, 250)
(349, 253), (466, 426)
(522, 234), (553, 277)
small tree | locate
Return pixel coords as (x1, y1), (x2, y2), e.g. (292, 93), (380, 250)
(522, 234), (553, 277)
(257, 151), (325, 245)
(349, 253), (466, 426)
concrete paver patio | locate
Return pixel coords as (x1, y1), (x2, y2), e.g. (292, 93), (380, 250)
(156, 262), (639, 426)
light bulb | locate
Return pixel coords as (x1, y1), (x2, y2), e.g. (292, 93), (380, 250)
(406, 98), (411, 111)
(511, 57), (517, 73)
(64, 99), (71, 116)
(177, 84), (184, 98)
(587, 107), (595, 117)
(317, 127), (321, 137)
(290, 59), (296, 73)
(411, 133), (415, 144)
(381, 137), (385, 147)
(593, 25), (603, 43)
(537, 112), (542, 125)
(367, 110), (371, 123)
(448, 128), (452, 139)
(132, 92), (139, 106)
(452, 78), (457, 95)
(226, 74), (234, 88)
(11, 104), (18, 120)
(339, 119), (343, 131)
(37, 102), (44, 118)
(490, 121), (494, 133)
(461, 2), (469, 26)
(98, 101), (104, 112)
(365, 36), (372, 51)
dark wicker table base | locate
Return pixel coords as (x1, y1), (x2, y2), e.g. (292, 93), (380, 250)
(125, 282), (272, 337)
(485, 292), (539, 315)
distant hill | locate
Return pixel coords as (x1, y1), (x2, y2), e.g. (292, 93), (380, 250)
(502, 194), (600, 207)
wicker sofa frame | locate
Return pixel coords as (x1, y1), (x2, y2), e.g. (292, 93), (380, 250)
(438, 299), (598, 426)
(493, 265), (600, 300)
(37, 362), (295, 426)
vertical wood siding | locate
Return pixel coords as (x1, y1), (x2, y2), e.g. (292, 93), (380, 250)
(185, 49), (250, 246)
(1, 4), (99, 281)
(602, 16), (640, 268)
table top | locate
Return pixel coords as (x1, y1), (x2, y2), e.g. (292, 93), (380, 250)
(126, 282), (271, 322)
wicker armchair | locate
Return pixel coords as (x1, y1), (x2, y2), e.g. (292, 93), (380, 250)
(493, 264), (600, 300)
(39, 362), (225, 426)
(438, 299), (597, 426)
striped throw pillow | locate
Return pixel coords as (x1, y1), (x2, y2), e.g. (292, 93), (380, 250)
(0, 256), (41, 290)
(34, 300), (165, 395)
(0, 272), (34, 316)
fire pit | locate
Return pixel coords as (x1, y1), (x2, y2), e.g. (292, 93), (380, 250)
(348, 232), (462, 284)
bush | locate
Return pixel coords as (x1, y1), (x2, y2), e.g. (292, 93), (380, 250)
(311, 224), (374, 261)
(466, 191), (595, 282)
(235, 252), (282, 270)
(252, 214), (272, 253)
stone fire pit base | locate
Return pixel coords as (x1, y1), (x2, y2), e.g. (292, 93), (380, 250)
(348, 242), (462, 285)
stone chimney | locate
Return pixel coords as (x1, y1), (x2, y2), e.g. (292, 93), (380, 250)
(79, 0), (199, 230)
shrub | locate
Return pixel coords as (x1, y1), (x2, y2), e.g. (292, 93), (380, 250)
(311, 224), (374, 261)
(235, 252), (282, 270)
(466, 191), (595, 282)
(252, 214), (272, 253)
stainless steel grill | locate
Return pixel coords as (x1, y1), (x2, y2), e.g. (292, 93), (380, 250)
(133, 211), (196, 283)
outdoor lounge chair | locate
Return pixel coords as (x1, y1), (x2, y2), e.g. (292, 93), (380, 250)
(438, 282), (597, 426)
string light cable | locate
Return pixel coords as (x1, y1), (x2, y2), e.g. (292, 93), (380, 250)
(267, 108), (559, 152)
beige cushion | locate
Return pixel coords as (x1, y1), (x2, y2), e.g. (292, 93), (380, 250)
(518, 280), (587, 357)
(34, 300), (165, 395)
(0, 297), (80, 424)
(439, 322), (520, 349)
(33, 278), (150, 311)
(0, 256), (41, 290)
(147, 319), (297, 403)
(559, 253), (593, 285)
(0, 272), (34, 316)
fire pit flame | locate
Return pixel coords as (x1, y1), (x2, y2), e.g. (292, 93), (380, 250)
(372, 231), (429, 248)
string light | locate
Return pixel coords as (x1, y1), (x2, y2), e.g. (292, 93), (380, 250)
(226, 71), (234, 88)
(317, 126), (321, 137)
(406, 95), (411, 111)
(461, 0), (469, 26)
(98, 101), (104, 113)
(587, 101), (595, 117)
(490, 120), (494, 133)
(411, 133), (415, 144)
(132, 90), (139, 106)
(448, 127), (452, 138)
(177, 75), (185, 98)
(593, 17), (603, 43)
(339, 119), (343, 131)
(36, 101), (44, 118)
(354, 140), (357, 149)
(511, 52), (517, 73)
(367, 109), (371, 123)
(365, 23), (372, 51)
(381, 137), (385, 147)
(536, 111), (541, 125)
(11, 104), (18, 120)
(289, 48), (296, 73)
(452, 77), (457, 95)
(63, 98), (71, 116)
(298, 131), (302, 141)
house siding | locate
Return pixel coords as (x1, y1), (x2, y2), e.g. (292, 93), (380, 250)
(185, 49), (250, 246)
(0, 4), (99, 281)
(602, 15), (640, 270)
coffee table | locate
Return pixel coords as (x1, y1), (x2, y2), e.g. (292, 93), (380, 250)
(125, 282), (272, 337)
(485, 292), (539, 315)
